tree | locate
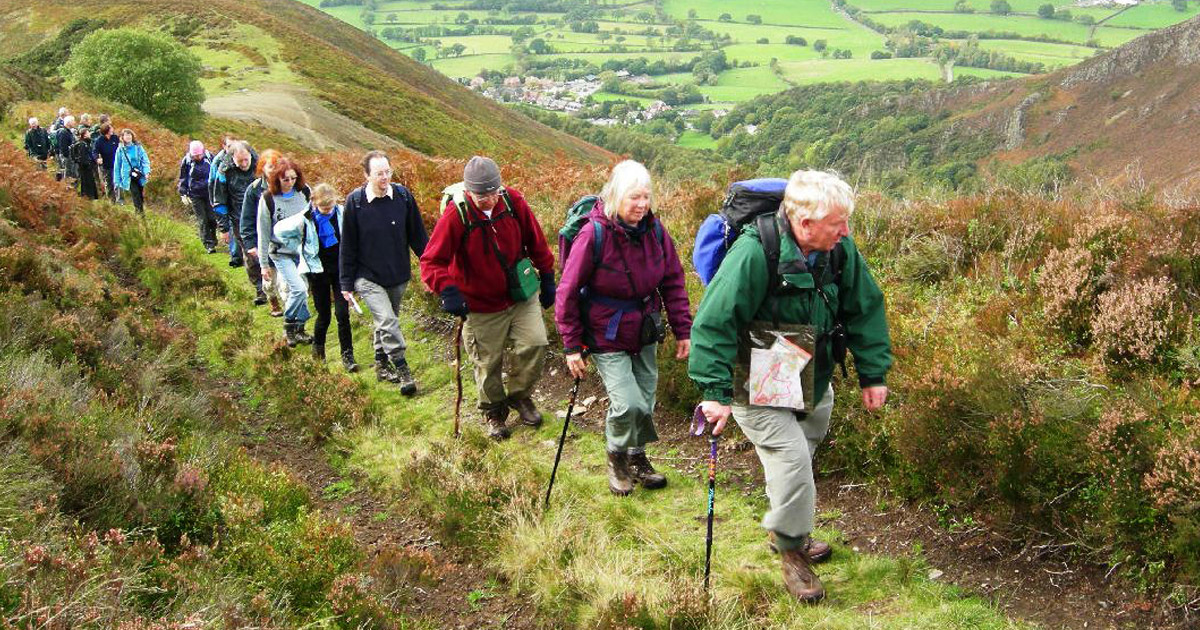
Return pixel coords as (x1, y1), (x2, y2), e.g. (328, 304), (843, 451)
(813, 39), (827, 52)
(528, 38), (549, 54)
(448, 43), (467, 57)
(990, 0), (1011, 15)
(746, 14), (762, 24)
(412, 47), (427, 62)
(718, 13), (732, 22)
(65, 28), (203, 132)
(455, 12), (471, 24)
(1037, 3), (1054, 18)
(1173, 0), (1188, 11)
(687, 8), (697, 19)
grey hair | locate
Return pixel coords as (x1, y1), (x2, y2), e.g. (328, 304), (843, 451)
(599, 159), (653, 221)
(57, 107), (68, 116)
(63, 115), (75, 126)
(28, 117), (38, 126)
(781, 170), (855, 222)
(232, 141), (252, 156)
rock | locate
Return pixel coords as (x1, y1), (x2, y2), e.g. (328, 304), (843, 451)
(928, 569), (944, 581)
(582, 395), (597, 407)
(556, 410), (567, 419)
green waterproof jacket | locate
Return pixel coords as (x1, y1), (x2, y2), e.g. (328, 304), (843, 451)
(687, 213), (893, 407)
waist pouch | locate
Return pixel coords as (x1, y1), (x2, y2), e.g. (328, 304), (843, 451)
(508, 257), (539, 302)
(582, 289), (663, 345)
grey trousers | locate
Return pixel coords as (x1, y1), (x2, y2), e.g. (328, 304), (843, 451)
(354, 278), (408, 362)
(593, 343), (659, 452)
(732, 384), (835, 546)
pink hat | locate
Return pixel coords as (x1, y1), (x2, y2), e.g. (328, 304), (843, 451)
(188, 140), (205, 157)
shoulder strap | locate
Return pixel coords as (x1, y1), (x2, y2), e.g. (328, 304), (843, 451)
(830, 239), (845, 285)
(590, 219), (605, 268)
(756, 213), (781, 294)
(265, 191), (277, 222)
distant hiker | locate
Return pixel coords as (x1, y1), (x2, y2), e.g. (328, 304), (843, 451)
(178, 141), (217, 253)
(555, 160), (692, 494)
(298, 183), (357, 372)
(77, 114), (92, 136)
(420, 155), (555, 439)
(242, 149), (301, 316)
(54, 115), (76, 182)
(71, 127), (100, 200)
(24, 117), (50, 168)
(210, 135), (256, 262)
(688, 170), (893, 603)
(113, 128), (150, 215)
(258, 158), (315, 347)
(341, 150), (428, 395)
(214, 141), (267, 301)
(50, 107), (68, 132)
(92, 123), (120, 200)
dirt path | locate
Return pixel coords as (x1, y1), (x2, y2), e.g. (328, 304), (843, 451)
(203, 84), (404, 152)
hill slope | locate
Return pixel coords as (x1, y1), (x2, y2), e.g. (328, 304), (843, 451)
(0, 0), (612, 163)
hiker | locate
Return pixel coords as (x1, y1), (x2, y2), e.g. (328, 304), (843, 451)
(213, 141), (267, 302)
(71, 127), (100, 200)
(297, 183), (357, 371)
(555, 160), (692, 493)
(420, 155), (555, 439)
(688, 170), (892, 603)
(92, 122), (120, 201)
(258, 158), (315, 347)
(78, 114), (92, 135)
(341, 150), (428, 395)
(178, 141), (217, 253)
(54, 115), (76, 182)
(210, 135), (253, 263)
(24, 117), (50, 168)
(241, 149), (297, 317)
(113, 128), (150, 215)
(50, 107), (68, 132)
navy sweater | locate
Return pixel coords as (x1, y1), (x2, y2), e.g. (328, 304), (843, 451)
(339, 184), (429, 291)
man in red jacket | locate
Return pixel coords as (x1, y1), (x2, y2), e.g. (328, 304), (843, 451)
(421, 156), (557, 440)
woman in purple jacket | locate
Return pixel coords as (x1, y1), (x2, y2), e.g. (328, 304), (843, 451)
(555, 160), (693, 496)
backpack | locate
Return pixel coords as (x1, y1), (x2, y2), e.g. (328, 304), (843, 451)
(440, 182), (517, 237)
(557, 195), (664, 272)
(693, 178), (794, 288)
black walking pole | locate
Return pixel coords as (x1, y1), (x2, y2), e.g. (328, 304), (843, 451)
(544, 375), (582, 509)
(693, 404), (719, 592)
(453, 317), (465, 439)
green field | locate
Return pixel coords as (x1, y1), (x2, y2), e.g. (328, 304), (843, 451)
(303, 0), (1197, 146)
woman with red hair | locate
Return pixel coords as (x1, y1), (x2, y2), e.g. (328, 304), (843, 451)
(257, 158), (315, 346)
(241, 150), (309, 316)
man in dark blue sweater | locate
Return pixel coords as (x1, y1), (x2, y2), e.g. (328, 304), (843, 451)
(340, 150), (429, 394)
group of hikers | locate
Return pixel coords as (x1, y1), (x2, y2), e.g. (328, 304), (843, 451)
(23, 116), (894, 602)
(23, 107), (150, 212)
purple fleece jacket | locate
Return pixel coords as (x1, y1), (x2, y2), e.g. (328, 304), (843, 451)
(555, 202), (692, 354)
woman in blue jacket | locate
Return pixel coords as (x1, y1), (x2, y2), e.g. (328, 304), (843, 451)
(113, 129), (150, 214)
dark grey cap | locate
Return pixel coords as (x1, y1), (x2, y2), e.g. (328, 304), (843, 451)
(464, 156), (503, 193)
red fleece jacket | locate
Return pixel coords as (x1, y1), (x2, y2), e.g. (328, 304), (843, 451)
(420, 186), (555, 313)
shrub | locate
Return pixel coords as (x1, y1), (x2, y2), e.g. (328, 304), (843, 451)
(1091, 276), (1179, 366)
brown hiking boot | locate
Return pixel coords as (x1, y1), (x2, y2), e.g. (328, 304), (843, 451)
(375, 356), (401, 384)
(781, 546), (825, 603)
(484, 407), (511, 441)
(509, 396), (543, 427)
(628, 452), (667, 489)
(268, 294), (283, 317)
(768, 533), (832, 564)
(607, 451), (634, 496)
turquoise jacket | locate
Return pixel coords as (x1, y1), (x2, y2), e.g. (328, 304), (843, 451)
(688, 212), (892, 407)
(272, 204), (343, 275)
(113, 143), (150, 190)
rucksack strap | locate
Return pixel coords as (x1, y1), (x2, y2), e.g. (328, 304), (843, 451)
(756, 213), (781, 294)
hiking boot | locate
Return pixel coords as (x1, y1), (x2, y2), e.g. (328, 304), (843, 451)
(392, 359), (416, 396)
(228, 258), (243, 268)
(268, 294), (283, 317)
(253, 290), (268, 307)
(628, 452), (667, 490)
(205, 245), (217, 254)
(342, 351), (359, 373)
(293, 324), (313, 345)
(312, 343), (326, 362)
(375, 356), (401, 384)
(781, 545), (825, 603)
(509, 396), (543, 427)
(284, 323), (301, 348)
(607, 451), (634, 496)
(767, 534), (832, 564)
(483, 407), (511, 441)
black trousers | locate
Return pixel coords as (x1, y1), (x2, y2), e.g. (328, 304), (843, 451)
(307, 247), (353, 355)
(190, 195), (217, 249)
(123, 178), (145, 214)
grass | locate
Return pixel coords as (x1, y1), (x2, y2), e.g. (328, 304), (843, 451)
(188, 22), (299, 96)
(676, 129), (718, 149)
(1104, 1), (1200, 28)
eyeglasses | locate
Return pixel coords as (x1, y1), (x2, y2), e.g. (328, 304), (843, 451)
(280, 175), (298, 182)
(371, 169), (393, 177)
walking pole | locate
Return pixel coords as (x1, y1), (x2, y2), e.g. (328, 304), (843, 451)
(692, 404), (719, 592)
(544, 375), (582, 509)
(453, 317), (465, 439)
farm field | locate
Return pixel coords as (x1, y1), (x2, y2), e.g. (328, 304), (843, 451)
(300, 0), (1198, 145)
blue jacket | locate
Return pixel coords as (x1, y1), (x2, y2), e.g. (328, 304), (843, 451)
(113, 143), (150, 190)
(177, 152), (212, 199)
(55, 128), (73, 158)
(92, 133), (120, 169)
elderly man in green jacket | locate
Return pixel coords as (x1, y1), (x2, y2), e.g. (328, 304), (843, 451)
(688, 170), (892, 604)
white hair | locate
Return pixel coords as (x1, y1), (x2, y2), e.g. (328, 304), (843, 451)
(57, 107), (68, 116)
(63, 115), (76, 126)
(599, 160), (653, 221)
(28, 117), (38, 126)
(781, 170), (855, 222)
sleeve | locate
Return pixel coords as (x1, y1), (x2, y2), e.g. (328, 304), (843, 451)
(177, 158), (188, 195)
(418, 200), (465, 295)
(141, 147), (151, 178)
(686, 239), (770, 404)
(240, 184), (259, 251)
(512, 190), (555, 274)
(837, 237), (893, 387)
(405, 189), (429, 257)
(553, 222), (596, 353)
(657, 225), (693, 341)
(212, 167), (229, 213)
(339, 192), (361, 292)
(256, 196), (272, 261)
(24, 131), (32, 155)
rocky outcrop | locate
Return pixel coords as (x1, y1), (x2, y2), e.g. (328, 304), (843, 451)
(1060, 15), (1200, 88)
(1005, 92), (1043, 150)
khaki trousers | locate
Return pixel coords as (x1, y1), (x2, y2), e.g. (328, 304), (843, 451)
(732, 384), (834, 547)
(463, 297), (548, 410)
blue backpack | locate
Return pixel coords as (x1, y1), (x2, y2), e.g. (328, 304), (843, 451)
(693, 178), (789, 287)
